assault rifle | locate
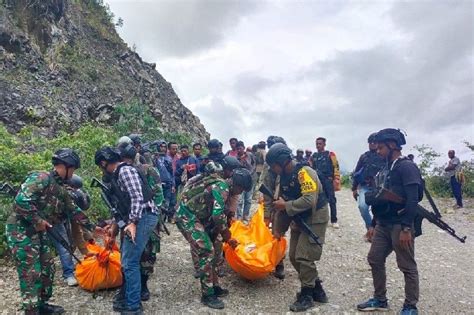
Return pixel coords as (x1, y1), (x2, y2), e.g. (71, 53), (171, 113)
(259, 185), (323, 247)
(0, 182), (82, 263)
(90, 177), (169, 236)
(376, 188), (466, 243)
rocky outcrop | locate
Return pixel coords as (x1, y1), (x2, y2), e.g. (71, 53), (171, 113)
(0, 0), (209, 141)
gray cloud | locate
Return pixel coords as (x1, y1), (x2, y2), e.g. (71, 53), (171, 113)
(107, 0), (261, 59)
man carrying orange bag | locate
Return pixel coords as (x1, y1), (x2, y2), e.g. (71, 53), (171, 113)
(266, 144), (330, 312)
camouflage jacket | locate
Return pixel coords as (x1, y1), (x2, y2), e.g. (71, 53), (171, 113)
(181, 174), (229, 232)
(137, 163), (164, 207)
(9, 171), (94, 231)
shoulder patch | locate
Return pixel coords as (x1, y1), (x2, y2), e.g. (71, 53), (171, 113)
(298, 168), (318, 194)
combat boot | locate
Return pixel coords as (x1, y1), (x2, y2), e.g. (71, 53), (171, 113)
(273, 262), (285, 280)
(141, 275), (150, 301)
(38, 303), (65, 314)
(201, 294), (225, 309)
(289, 287), (314, 312)
(313, 279), (328, 303)
(113, 285), (126, 311)
(213, 286), (229, 297)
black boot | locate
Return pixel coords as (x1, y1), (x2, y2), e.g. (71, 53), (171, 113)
(213, 286), (229, 297)
(313, 279), (328, 303)
(289, 287), (314, 312)
(273, 262), (285, 280)
(38, 303), (65, 314)
(201, 294), (225, 309)
(113, 284), (126, 311)
(141, 275), (150, 301)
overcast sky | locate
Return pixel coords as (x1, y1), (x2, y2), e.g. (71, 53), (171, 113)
(106, 0), (473, 171)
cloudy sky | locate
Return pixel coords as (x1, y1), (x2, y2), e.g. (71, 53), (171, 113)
(106, 0), (473, 171)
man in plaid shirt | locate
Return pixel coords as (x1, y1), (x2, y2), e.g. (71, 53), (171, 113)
(95, 147), (158, 314)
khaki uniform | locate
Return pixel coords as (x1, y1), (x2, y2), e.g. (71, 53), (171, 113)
(278, 163), (329, 287)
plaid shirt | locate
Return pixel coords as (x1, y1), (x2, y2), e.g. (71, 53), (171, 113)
(117, 164), (157, 222)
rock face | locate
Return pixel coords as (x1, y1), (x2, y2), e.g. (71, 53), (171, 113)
(0, 1), (209, 141)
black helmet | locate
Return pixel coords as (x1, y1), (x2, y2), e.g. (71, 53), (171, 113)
(118, 142), (137, 160)
(367, 132), (378, 143)
(52, 148), (81, 169)
(266, 143), (292, 166)
(128, 134), (141, 145)
(207, 139), (220, 149)
(221, 156), (241, 171)
(67, 174), (83, 189)
(266, 135), (286, 148)
(94, 147), (121, 165)
(70, 189), (91, 211)
(374, 128), (406, 148)
(231, 168), (253, 192)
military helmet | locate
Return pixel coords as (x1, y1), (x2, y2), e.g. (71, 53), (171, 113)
(367, 132), (378, 143)
(231, 168), (253, 192)
(67, 174), (83, 189)
(94, 147), (121, 165)
(266, 143), (292, 166)
(221, 156), (241, 171)
(374, 128), (406, 148)
(266, 135), (287, 148)
(70, 189), (91, 211)
(128, 134), (141, 145)
(207, 139), (220, 149)
(118, 142), (137, 160)
(117, 136), (132, 145)
(204, 161), (223, 174)
(52, 148), (81, 169)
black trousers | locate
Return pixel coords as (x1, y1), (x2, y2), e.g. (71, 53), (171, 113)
(320, 177), (337, 223)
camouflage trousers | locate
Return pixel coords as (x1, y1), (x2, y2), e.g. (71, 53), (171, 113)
(140, 231), (160, 276)
(191, 234), (224, 273)
(176, 204), (218, 297)
(5, 223), (55, 311)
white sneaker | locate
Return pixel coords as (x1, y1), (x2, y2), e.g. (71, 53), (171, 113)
(65, 276), (78, 287)
(331, 222), (340, 229)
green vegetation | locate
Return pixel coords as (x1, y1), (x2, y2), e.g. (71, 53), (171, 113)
(0, 100), (193, 257)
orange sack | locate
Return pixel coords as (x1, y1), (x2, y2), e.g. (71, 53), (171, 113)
(224, 204), (287, 280)
(75, 238), (122, 291)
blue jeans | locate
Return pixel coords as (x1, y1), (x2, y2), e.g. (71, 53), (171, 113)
(50, 223), (75, 278)
(450, 176), (463, 207)
(121, 212), (158, 310)
(237, 183), (254, 220)
(357, 186), (373, 230)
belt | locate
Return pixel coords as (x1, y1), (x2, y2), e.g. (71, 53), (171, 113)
(142, 207), (154, 213)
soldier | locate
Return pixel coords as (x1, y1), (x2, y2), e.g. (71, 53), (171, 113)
(266, 144), (329, 312)
(357, 129), (421, 315)
(260, 135), (287, 279)
(176, 165), (252, 309)
(310, 137), (340, 228)
(95, 147), (159, 314)
(117, 142), (163, 302)
(351, 133), (385, 240)
(5, 148), (102, 315)
(66, 174), (93, 256)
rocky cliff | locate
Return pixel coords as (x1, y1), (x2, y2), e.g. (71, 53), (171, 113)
(0, 0), (209, 141)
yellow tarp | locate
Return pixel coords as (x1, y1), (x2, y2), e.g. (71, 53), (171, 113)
(224, 204), (287, 280)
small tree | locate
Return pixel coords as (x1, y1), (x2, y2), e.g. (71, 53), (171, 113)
(413, 144), (440, 177)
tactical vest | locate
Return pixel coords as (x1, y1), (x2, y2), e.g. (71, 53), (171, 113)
(312, 151), (333, 178)
(280, 163), (327, 211)
(108, 163), (153, 220)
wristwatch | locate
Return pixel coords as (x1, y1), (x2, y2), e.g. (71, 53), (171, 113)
(402, 226), (411, 232)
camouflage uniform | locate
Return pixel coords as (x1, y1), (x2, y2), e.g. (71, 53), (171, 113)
(136, 163), (163, 276)
(175, 174), (230, 297)
(5, 171), (94, 312)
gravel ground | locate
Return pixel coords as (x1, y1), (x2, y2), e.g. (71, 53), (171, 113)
(1, 188), (473, 314)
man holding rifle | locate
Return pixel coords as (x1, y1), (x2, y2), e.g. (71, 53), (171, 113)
(265, 143), (329, 312)
(5, 148), (102, 315)
(357, 129), (421, 315)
